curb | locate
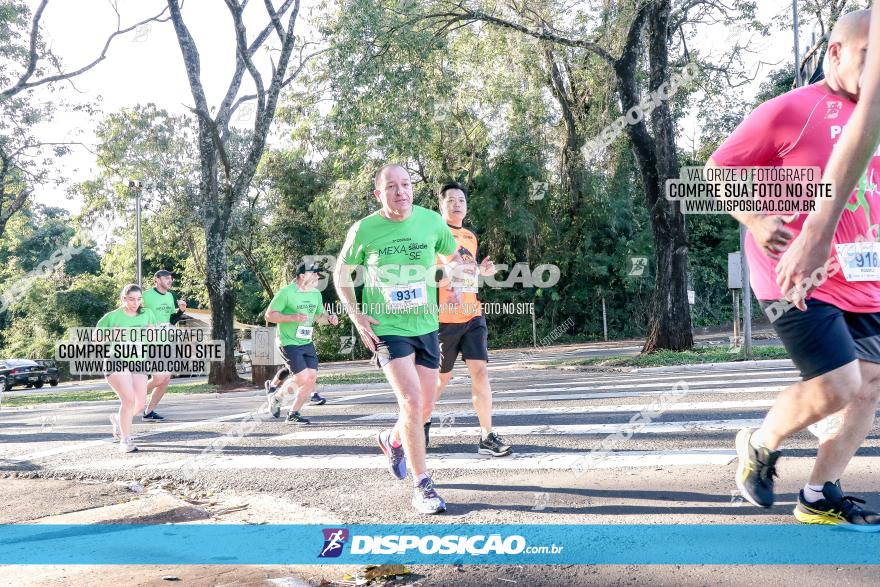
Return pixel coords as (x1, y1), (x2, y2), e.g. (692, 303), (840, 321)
(627, 359), (794, 374)
(0, 381), (391, 411)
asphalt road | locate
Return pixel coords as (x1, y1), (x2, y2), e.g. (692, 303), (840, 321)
(4, 328), (776, 395)
(4, 338), (878, 585)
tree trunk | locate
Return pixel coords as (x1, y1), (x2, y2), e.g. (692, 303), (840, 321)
(204, 213), (241, 385)
(642, 0), (692, 351)
(615, 0), (692, 353)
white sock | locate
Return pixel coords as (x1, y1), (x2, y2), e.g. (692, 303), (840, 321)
(803, 483), (826, 503)
(750, 431), (768, 451)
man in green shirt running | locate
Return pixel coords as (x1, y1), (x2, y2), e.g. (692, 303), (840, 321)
(265, 263), (339, 423)
(334, 163), (460, 515)
(140, 270), (188, 421)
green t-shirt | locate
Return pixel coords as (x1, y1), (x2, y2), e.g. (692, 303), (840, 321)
(95, 308), (159, 365)
(96, 307), (159, 328)
(142, 287), (178, 325)
(269, 282), (325, 346)
(339, 205), (456, 336)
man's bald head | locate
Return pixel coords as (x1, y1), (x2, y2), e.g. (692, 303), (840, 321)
(373, 163), (414, 219)
(374, 164), (407, 189)
(829, 9), (871, 45)
(826, 10), (872, 101)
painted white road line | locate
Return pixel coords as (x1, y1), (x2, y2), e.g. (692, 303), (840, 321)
(354, 399), (778, 421)
(523, 370), (797, 388)
(327, 390), (394, 404)
(396, 368), (798, 393)
(0, 420), (257, 433)
(493, 377), (798, 396)
(436, 386), (785, 406)
(67, 448), (737, 472)
(276, 418), (763, 440)
(7, 409), (264, 463)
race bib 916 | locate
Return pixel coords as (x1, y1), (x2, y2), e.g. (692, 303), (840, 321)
(836, 242), (880, 282)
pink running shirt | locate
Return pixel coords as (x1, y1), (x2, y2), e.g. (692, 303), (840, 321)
(711, 82), (880, 312)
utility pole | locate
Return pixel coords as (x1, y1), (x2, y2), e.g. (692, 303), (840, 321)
(739, 226), (752, 358)
(128, 180), (143, 285)
(793, 0), (802, 87)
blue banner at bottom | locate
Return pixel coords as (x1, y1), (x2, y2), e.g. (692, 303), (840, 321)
(1, 524), (878, 565)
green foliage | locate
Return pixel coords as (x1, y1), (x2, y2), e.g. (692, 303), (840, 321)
(0, 0), (787, 362)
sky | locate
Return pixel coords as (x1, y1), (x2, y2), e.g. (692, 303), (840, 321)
(21, 0), (804, 214)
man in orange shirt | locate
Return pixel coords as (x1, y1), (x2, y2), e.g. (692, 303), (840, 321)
(424, 182), (512, 457)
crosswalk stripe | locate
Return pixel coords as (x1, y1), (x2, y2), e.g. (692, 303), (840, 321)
(63, 448), (736, 471)
(331, 380), (794, 405)
(6, 409), (260, 463)
(276, 418), (763, 440)
(524, 370), (797, 387)
(493, 377), (797, 396)
(354, 399), (778, 421)
(435, 386), (785, 406)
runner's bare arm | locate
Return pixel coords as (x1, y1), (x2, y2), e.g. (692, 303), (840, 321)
(315, 313), (339, 326)
(333, 258), (380, 351)
(265, 309), (308, 324)
(775, 4), (880, 308)
(705, 157), (793, 259)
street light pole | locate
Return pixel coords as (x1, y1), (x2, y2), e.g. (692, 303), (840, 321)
(128, 180), (143, 285)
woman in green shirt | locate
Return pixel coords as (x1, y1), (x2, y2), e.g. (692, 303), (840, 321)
(95, 284), (158, 453)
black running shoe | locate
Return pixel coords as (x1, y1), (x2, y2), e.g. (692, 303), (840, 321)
(735, 428), (781, 508)
(424, 421), (432, 448)
(478, 432), (512, 457)
(142, 410), (164, 421)
(286, 411), (310, 424)
(309, 393), (327, 406)
(794, 481), (880, 531)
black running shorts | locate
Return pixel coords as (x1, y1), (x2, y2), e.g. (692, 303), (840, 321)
(280, 343), (319, 374)
(439, 316), (490, 374)
(372, 332), (440, 369)
(761, 298), (880, 380)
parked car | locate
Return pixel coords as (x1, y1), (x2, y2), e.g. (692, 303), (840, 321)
(34, 359), (60, 386)
(0, 359), (49, 391)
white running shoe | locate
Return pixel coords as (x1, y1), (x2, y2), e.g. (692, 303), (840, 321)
(265, 381), (282, 418)
(118, 437), (138, 453)
(109, 413), (120, 441)
(412, 476), (447, 514)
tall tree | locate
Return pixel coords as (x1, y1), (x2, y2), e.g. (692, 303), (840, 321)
(164, 0), (320, 383)
(0, 0), (168, 239)
(419, 0), (760, 352)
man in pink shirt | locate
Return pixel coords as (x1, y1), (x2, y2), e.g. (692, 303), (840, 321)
(708, 9), (880, 529)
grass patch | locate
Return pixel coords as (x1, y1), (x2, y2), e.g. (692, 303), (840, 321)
(1, 381), (220, 408)
(556, 345), (789, 368)
(0, 373), (384, 408)
(2, 389), (118, 406)
(165, 382), (218, 395)
(317, 371), (386, 385)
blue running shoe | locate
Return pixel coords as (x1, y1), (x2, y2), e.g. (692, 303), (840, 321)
(377, 429), (407, 480)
